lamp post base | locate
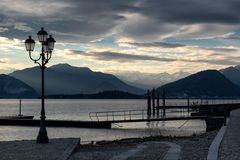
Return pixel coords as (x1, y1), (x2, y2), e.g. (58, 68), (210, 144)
(36, 126), (49, 143)
(37, 133), (49, 143)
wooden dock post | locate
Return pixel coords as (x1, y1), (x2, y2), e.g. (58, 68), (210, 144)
(157, 90), (160, 116)
(162, 89), (166, 116)
(152, 88), (155, 116)
(147, 90), (151, 117)
(187, 95), (190, 112)
(18, 99), (23, 116)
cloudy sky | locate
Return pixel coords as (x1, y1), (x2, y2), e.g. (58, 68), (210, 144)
(1, 0), (240, 75)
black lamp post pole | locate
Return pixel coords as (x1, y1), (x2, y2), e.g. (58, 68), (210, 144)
(37, 45), (48, 143)
(25, 27), (55, 143)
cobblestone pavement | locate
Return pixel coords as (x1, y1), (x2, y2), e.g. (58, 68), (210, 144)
(0, 138), (79, 160)
(69, 141), (171, 160)
(174, 130), (217, 160)
(219, 109), (240, 160)
(70, 130), (217, 160)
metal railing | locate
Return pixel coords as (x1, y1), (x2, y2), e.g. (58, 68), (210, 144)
(162, 99), (240, 106)
(89, 100), (240, 122)
(89, 108), (192, 122)
(89, 109), (148, 122)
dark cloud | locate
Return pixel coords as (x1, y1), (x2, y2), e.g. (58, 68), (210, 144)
(120, 0), (240, 40)
(221, 32), (240, 40)
(69, 50), (240, 65)
(190, 58), (240, 66)
(127, 42), (185, 48)
(0, 59), (7, 63)
(138, 0), (240, 24)
(71, 50), (175, 62)
(94, 51), (175, 62)
(1, 0), (240, 42)
(204, 47), (239, 52)
(0, 0), (139, 42)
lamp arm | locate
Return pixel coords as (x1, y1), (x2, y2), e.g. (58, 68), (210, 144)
(34, 61), (42, 67)
(29, 52), (42, 67)
(47, 52), (52, 61)
(29, 52), (42, 62)
(44, 52), (52, 65)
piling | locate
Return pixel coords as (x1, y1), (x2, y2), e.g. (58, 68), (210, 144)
(147, 90), (151, 117)
(18, 99), (22, 116)
(157, 90), (160, 116)
(162, 89), (166, 116)
(152, 88), (155, 116)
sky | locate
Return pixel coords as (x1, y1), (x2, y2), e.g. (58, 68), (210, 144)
(1, 0), (240, 75)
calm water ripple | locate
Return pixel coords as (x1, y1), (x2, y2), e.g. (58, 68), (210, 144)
(0, 99), (231, 142)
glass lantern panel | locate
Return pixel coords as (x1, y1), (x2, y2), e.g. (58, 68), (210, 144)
(30, 42), (35, 51)
(48, 42), (54, 51)
(37, 34), (48, 42)
(25, 42), (31, 51)
(43, 43), (49, 52)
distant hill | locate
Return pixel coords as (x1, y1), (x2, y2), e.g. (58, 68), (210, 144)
(45, 90), (145, 99)
(116, 71), (190, 89)
(10, 63), (145, 95)
(220, 66), (240, 86)
(0, 74), (38, 98)
(157, 70), (240, 97)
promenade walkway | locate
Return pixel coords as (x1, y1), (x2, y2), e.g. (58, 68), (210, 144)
(0, 138), (79, 160)
(219, 109), (240, 159)
(69, 141), (181, 160)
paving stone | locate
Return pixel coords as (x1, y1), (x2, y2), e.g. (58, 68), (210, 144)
(219, 109), (240, 160)
(0, 138), (79, 160)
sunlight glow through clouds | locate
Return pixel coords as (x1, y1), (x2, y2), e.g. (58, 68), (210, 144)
(1, 0), (240, 75)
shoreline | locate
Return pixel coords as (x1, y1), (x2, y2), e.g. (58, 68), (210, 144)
(70, 129), (218, 160)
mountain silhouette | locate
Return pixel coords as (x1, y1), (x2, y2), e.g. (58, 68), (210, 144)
(220, 66), (240, 86)
(116, 71), (189, 89)
(157, 70), (240, 97)
(10, 63), (144, 95)
(45, 90), (145, 99)
(0, 74), (38, 98)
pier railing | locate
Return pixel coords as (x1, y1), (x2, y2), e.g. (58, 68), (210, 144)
(89, 108), (191, 122)
(89, 102), (240, 123)
(150, 99), (240, 107)
(89, 109), (147, 122)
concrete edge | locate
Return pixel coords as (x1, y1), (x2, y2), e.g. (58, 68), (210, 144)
(207, 119), (228, 160)
(162, 142), (181, 160)
(57, 138), (81, 160)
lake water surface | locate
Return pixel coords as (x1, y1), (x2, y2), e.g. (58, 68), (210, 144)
(0, 99), (234, 143)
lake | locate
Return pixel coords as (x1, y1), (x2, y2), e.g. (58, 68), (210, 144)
(0, 99), (233, 143)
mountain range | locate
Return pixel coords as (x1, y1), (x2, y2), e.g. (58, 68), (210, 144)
(115, 71), (190, 89)
(0, 63), (238, 98)
(220, 65), (240, 86)
(10, 63), (145, 96)
(157, 70), (240, 97)
(0, 74), (38, 98)
(45, 90), (145, 99)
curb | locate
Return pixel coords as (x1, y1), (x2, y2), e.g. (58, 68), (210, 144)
(57, 138), (80, 160)
(162, 142), (181, 160)
(207, 120), (228, 160)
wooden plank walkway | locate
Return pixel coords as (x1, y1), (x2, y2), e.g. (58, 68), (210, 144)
(93, 116), (208, 123)
(0, 103), (237, 129)
(0, 116), (207, 129)
(0, 119), (112, 128)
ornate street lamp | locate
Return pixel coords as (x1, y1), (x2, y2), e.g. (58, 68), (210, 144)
(25, 27), (56, 143)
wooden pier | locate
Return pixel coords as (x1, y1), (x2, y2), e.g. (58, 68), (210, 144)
(0, 119), (112, 128)
(89, 89), (240, 130)
(0, 90), (239, 129)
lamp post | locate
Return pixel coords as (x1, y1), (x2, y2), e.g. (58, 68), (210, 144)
(24, 27), (56, 143)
